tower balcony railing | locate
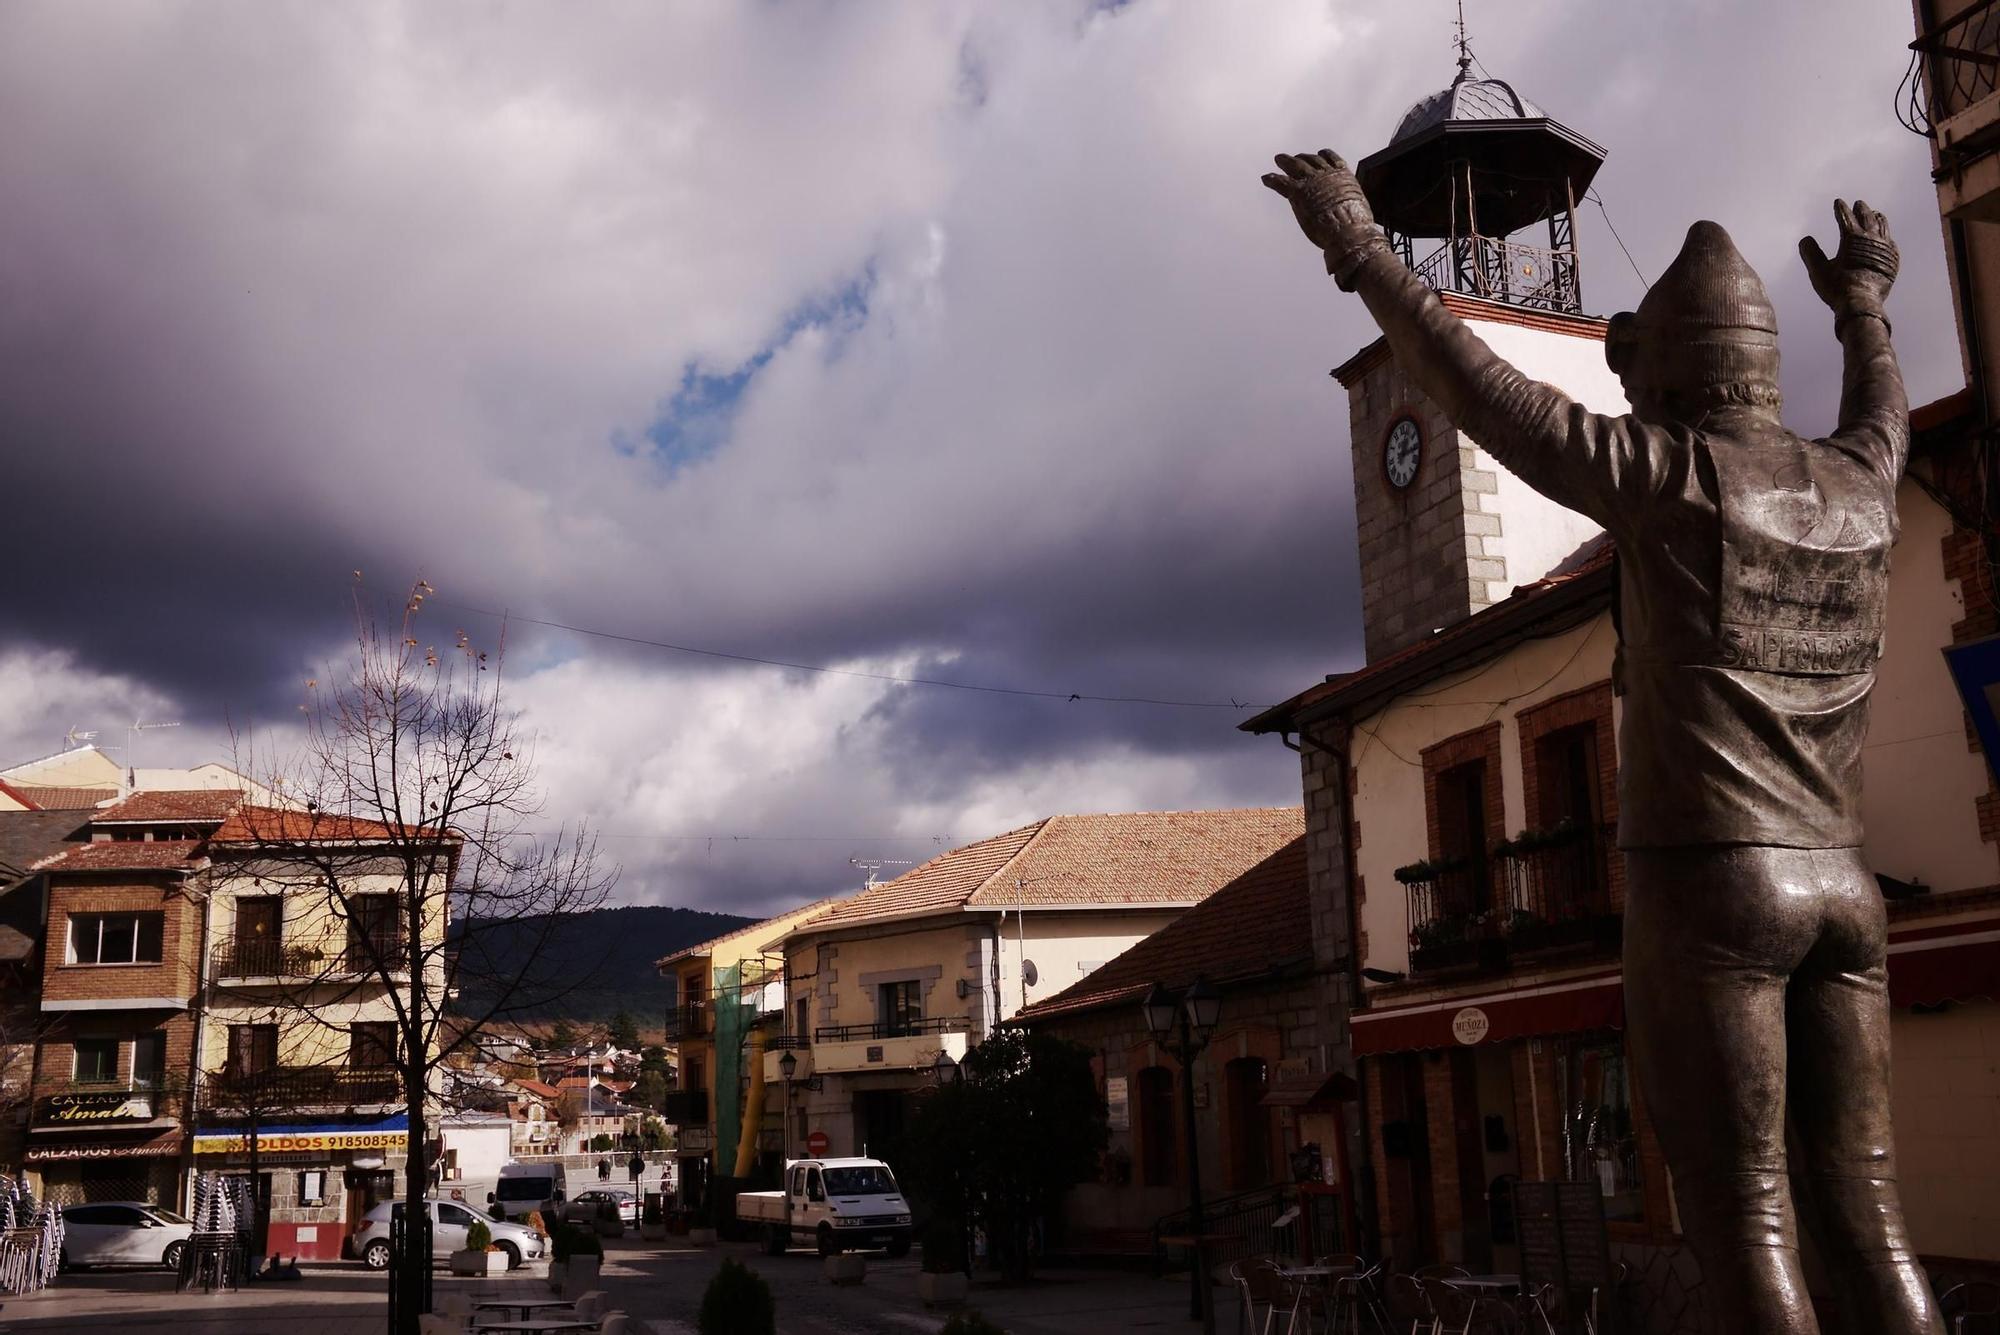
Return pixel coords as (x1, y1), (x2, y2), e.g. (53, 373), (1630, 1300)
(1411, 235), (1581, 315)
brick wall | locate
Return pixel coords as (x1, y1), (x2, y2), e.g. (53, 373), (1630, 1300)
(1421, 1053), (1464, 1262)
(40, 878), (201, 1006)
(1514, 679), (1627, 906)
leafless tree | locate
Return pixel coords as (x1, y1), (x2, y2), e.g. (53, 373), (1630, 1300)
(236, 582), (615, 1329)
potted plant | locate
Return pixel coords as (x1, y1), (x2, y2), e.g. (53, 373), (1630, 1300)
(560, 1226), (603, 1301)
(640, 1193), (668, 1241)
(698, 1257), (775, 1335)
(450, 1220), (508, 1277)
(915, 1217), (969, 1309)
(687, 1194), (719, 1247)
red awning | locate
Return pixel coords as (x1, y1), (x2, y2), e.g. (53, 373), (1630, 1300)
(1887, 919), (2000, 1008)
(1350, 972), (1623, 1057)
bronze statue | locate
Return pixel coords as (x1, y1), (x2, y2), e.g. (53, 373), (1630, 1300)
(1264, 151), (1940, 1333)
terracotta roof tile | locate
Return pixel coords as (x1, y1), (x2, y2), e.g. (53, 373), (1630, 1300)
(11, 786), (119, 810)
(1018, 836), (1311, 1022)
(93, 790), (247, 823)
(798, 808), (1303, 933)
(36, 840), (207, 873)
(210, 806), (430, 845)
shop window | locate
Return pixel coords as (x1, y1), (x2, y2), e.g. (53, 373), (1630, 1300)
(73, 1037), (119, 1085)
(298, 1170), (328, 1207)
(1136, 1066), (1177, 1187)
(1559, 1036), (1645, 1223)
(1226, 1057), (1273, 1189)
(879, 980), (922, 1036)
(228, 1024), (279, 1078)
(67, 913), (164, 965)
(349, 1022), (396, 1069)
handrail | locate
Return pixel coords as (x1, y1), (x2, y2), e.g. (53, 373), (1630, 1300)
(812, 1016), (970, 1043)
(1411, 235), (1581, 315)
(202, 1065), (401, 1109)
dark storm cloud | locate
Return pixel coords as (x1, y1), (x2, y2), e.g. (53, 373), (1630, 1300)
(0, 0), (1964, 912)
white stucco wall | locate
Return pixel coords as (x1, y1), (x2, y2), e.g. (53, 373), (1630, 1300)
(1864, 481), (1998, 890)
(1351, 616), (1617, 977)
(1000, 908), (1185, 1018)
(1460, 317), (1626, 600)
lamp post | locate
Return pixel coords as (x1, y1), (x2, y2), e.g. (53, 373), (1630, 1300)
(778, 1049), (798, 1158)
(1142, 976), (1221, 1335)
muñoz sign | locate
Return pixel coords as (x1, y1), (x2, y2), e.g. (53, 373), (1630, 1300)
(42, 1090), (154, 1123)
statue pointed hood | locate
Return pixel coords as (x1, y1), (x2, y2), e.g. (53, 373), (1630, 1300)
(1631, 220), (1780, 399)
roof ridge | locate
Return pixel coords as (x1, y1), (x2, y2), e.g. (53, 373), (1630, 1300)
(968, 816), (1056, 903)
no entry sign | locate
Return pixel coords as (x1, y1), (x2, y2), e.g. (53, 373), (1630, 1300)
(806, 1130), (830, 1156)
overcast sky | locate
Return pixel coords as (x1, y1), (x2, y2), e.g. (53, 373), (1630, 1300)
(0, 1), (1963, 916)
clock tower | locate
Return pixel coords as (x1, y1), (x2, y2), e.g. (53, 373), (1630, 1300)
(1337, 53), (1628, 665)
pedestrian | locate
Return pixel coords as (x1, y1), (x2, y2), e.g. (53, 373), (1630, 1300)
(597, 1155), (610, 1182)
(627, 1151), (643, 1184)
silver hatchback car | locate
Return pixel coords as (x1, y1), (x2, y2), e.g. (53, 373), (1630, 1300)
(349, 1198), (543, 1270)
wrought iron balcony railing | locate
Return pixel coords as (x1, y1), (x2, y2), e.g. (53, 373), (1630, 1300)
(210, 933), (407, 981)
(1495, 822), (1621, 954)
(204, 1065), (401, 1110)
(1411, 235), (1581, 315)
(763, 1032), (810, 1051)
(1901, 0), (2000, 139)
(662, 1006), (711, 1040)
(812, 1015), (970, 1043)
(1400, 860), (1497, 974)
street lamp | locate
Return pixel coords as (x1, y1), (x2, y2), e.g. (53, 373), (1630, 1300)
(1142, 976), (1222, 1335)
(931, 1047), (960, 1085)
(778, 1050), (798, 1157)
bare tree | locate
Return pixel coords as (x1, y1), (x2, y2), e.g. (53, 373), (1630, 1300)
(237, 582), (614, 1330)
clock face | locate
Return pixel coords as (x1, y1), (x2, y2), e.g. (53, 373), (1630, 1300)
(1384, 417), (1423, 490)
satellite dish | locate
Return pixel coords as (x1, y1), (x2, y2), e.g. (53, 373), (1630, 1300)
(1022, 960), (1039, 987)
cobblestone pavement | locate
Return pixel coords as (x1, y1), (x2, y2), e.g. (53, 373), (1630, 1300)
(0, 1237), (1211, 1335)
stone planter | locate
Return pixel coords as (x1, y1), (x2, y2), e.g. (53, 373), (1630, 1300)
(546, 1260), (566, 1293)
(639, 1221), (667, 1241)
(687, 1227), (718, 1247)
(916, 1270), (968, 1308)
(450, 1249), (508, 1277)
(561, 1254), (601, 1301)
(824, 1254), (867, 1286)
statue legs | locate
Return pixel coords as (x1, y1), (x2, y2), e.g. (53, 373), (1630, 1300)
(1623, 846), (1941, 1335)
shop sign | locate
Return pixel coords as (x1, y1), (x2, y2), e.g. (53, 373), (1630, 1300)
(40, 1090), (155, 1123)
(1104, 1076), (1129, 1131)
(194, 1128), (407, 1154)
(26, 1135), (181, 1161)
(1451, 1006), (1491, 1045)
(678, 1127), (713, 1153)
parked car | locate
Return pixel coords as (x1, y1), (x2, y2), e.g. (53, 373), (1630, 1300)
(59, 1202), (193, 1271)
(349, 1198), (544, 1271)
(563, 1188), (637, 1227)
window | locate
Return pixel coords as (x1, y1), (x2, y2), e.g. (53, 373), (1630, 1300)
(73, 1038), (119, 1085)
(1437, 759), (1493, 910)
(685, 1058), (705, 1093)
(67, 913), (164, 965)
(298, 1171), (327, 1207)
(1136, 1066), (1177, 1187)
(438, 1201), (479, 1227)
(805, 1167), (825, 1202)
(1559, 1036), (1645, 1223)
(227, 1024), (278, 1078)
(879, 980), (922, 1037)
(1536, 724), (1603, 830)
(822, 1165), (897, 1196)
(349, 1022), (396, 1069)
(794, 997), (809, 1041)
(789, 1165), (807, 1197)
(132, 1032), (166, 1087)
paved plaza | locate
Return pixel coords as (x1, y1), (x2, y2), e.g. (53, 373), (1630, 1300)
(0, 1236), (1210, 1335)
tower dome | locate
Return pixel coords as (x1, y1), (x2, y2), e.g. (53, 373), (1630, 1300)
(1356, 58), (1606, 313)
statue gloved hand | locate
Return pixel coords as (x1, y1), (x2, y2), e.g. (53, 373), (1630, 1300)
(1262, 151), (1389, 290)
(1799, 199), (1898, 330)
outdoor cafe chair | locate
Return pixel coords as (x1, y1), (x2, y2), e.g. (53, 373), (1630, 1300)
(1423, 1277), (1481, 1335)
(571, 1291), (610, 1323)
(1940, 1281), (2000, 1335)
(597, 1315), (629, 1335)
(1415, 1263), (1471, 1280)
(1233, 1257), (1303, 1335)
(1384, 1273), (1437, 1335)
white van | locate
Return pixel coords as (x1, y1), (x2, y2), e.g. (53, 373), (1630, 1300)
(488, 1161), (568, 1222)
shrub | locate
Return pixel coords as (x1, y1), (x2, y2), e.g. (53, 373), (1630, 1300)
(552, 1225), (603, 1262)
(523, 1210), (547, 1237)
(940, 1313), (1006, 1335)
(466, 1220), (493, 1253)
(590, 1133), (614, 1152)
(697, 1257), (775, 1335)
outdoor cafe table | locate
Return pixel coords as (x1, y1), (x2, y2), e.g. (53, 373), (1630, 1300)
(475, 1298), (577, 1319)
(1448, 1274), (1522, 1293)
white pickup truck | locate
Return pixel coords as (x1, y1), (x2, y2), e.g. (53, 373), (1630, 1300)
(735, 1157), (914, 1258)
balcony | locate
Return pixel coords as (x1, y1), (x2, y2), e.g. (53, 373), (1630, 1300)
(204, 1065), (401, 1111)
(808, 1016), (970, 1076)
(1410, 235), (1580, 315)
(211, 933), (407, 982)
(662, 1005), (711, 1041)
(661, 1088), (709, 1126)
(1398, 824), (1620, 977)
(1902, 0), (2000, 219)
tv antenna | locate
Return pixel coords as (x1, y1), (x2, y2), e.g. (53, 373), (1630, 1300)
(849, 857), (913, 889)
(124, 718), (182, 785)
